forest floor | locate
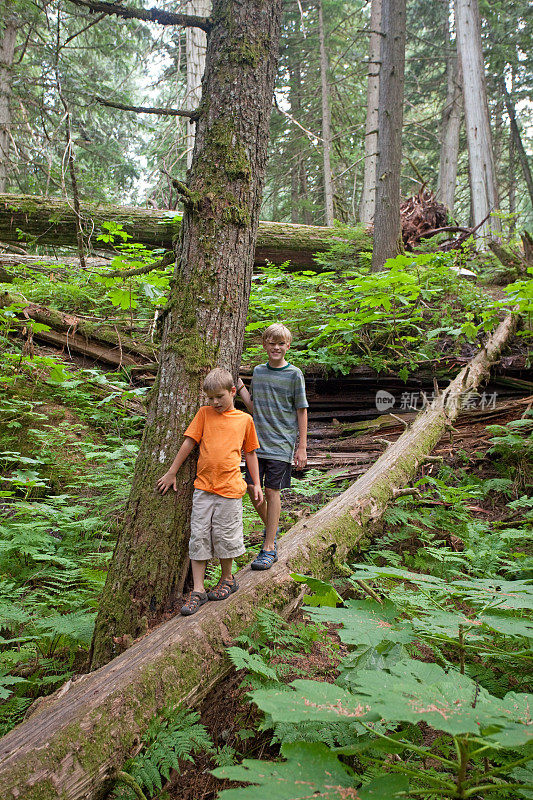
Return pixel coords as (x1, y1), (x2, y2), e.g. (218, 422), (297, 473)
(1, 248), (531, 798)
(103, 393), (531, 800)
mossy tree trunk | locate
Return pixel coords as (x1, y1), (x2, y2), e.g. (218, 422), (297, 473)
(89, 0), (283, 670)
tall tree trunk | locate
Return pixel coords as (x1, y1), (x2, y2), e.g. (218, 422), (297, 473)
(288, 57), (312, 225)
(508, 130), (516, 240)
(371, 0), (406, 272)
(455, 0), (500, 243)
(359, 0), (381, 226)
(500, 78), (533, 211)
(318, 0), (334, 226)
(299, 157), (312, 225)
(437, 4), (462, 216)
(0, 4), (17, 193)
(185, 0), (210, 169)
(89, 0), (283, 670)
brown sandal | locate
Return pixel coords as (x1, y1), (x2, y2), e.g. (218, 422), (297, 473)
(180, 591), (208, 616)
(207, 577), (238, 601)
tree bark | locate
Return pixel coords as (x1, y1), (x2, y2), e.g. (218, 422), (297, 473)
(500, 78), (533, 212)
(455, 0), (501, 243)
(318, 0), (334, 226)
(371, 0), (406, 271)
(0, 194), (371, 266)
(88, 0), (283, 670)
(359, 0), (381, 226)
(0, 311), (517, 800)
(185, 0), (211, 168)
(437, 4), (462, 216)
(0, 3), (18, 193)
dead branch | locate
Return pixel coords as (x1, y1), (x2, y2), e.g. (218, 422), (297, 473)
(64, 0), (211, 30)
(95, 96), (199, 120)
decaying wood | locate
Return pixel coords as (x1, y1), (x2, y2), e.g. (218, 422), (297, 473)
(0, 194), (371, 268)
(1, 293), (157, 365)
(400, 189), (449, 248)
(0, 311), (517, 800)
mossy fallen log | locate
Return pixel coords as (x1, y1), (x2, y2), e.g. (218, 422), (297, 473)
(1, 293), (158, 366)
(0, 312), (517, 800)
(0, 194), (371, 268)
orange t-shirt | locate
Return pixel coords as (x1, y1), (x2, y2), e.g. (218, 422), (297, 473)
(184, 406), (259, 498)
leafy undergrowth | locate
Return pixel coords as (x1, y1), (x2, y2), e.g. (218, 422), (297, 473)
(0, 343), (349, 733)
(0, 347), (151, 732)
(2, 225), (531, 380)
(109, 413), (532, 800)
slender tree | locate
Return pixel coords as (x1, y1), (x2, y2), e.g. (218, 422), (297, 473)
(318, 0), (334, 225)
(499, 77), (533, 212)
(89, 0), (282, 669)
(437, 3), (462, 216)
(455, 0), (500, 242)
(371, 0), (406, 271)
(185, 0), (210, 169)
(359, 0), (380, 226)
(0, 1), (18, 192)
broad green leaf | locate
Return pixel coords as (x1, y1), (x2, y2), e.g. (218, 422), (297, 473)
(306, 600), (415, 647)
(452, 578), (533, 611)
(291, 574), (343, 607)
(213, 741), (407, 799)
(108, 287), (138, 310)
(479, 612), (533, 640)
(253, 661), (533, 745)
(253, 681), (376, 726)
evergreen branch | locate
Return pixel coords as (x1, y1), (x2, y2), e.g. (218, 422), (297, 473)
(64, 0), (211, 31)
(94, 96), (199, 120)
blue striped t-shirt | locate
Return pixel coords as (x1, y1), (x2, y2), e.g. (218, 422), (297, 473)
(251, 363), (308, 462)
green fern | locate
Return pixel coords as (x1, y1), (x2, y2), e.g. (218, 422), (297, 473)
(114, 707), (213, 799)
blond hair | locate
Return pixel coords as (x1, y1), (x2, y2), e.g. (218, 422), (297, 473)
(262, 323), (292, 345)
(203, 367), (234, 393)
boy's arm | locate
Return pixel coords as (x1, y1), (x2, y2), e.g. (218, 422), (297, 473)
(236, 378), (253, 413)
(244, 450), (263, 504)
(157, 436), (197, 494)
(294, 408), (308, 470)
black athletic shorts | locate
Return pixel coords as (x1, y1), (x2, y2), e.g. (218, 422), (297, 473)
(244, 457), (292, 491)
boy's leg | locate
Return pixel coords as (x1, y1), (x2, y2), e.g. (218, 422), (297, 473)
(191, 559), (207, 593)
(251, 461), (289, 570)
(208, 496), (242, 601)
(181, 559), (209, 616)
(219, 557), (233, 581)
(181, 489), (212, 616)
(263, 487), (281, 551)
(247, 484), (268, 524)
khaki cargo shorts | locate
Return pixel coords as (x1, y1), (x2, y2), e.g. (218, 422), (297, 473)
(189, 488), (245, 561)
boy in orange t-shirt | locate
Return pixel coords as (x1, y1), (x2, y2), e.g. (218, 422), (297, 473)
(157, 368), (263, 616)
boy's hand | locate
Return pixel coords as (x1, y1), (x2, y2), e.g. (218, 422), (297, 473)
(157, 472), (177, 495)
(252, 484), (263, 504)
(294, 446), (307, 470)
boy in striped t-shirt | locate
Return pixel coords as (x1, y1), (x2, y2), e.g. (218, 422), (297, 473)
(237, 323), (308, 570)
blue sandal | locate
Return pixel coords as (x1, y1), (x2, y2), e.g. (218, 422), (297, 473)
(251, 547), (278, 570)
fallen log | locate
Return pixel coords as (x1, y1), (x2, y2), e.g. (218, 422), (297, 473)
(0, 194), (371, 268)
(0, 310), (517, 800)
(1, 293), (158, 365)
